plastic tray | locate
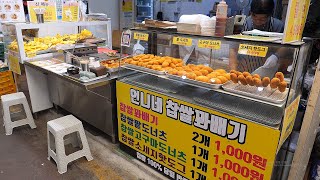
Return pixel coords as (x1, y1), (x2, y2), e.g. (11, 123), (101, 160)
(167, 74), (222, 90)
(222, 81), (289, 104)
(124, 64), (166, 75)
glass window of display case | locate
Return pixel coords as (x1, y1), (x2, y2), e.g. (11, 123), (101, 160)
(119, 29), (312, 129)
(2, 21), (112, 63)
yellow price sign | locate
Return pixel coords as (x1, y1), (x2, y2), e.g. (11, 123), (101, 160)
(134, 32), (149, 41)
(27, 1), (57, 23)
(238, 44), (268, 57)
(198, 40), (221, 50)
(62, 1), (79, 22)
(117, 81), (280, 180)
(277, 95), (301, 152)
(8, 55), (21, 75)
(172, 37), (192, 46)
(26, 52), (36, 58)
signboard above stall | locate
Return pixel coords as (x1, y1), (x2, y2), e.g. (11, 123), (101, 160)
(62, 1), (79, 22)
(27, 1), (57, 23)
(282, 0), (311, 43)
(117, 81), (281, 180)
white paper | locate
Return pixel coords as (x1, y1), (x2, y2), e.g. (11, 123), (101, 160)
(0, 0), (25, 22)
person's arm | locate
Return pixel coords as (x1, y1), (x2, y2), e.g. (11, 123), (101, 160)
(263, 47), (288, 68)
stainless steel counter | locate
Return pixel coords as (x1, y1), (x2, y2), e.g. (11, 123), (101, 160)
(24, 61), (126, 143)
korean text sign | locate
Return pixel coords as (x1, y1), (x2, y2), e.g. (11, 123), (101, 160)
(117, 81), (280, 180)
(238, 44), (268, 58)
(283, 0), (310, 43)
(62, 1), (79, 22)
(27, 1), (57, 23)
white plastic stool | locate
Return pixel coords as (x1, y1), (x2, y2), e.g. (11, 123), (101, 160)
(47, 115), (93, 174)
(1, 92), (36, 135)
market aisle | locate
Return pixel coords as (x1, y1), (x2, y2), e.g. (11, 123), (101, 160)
(0, 107), (166, 180)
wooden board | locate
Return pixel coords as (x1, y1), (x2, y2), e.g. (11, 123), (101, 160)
(287, 62), (320, 179)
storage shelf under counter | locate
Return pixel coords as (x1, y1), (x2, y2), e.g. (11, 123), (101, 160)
(24, 59), (132, 143)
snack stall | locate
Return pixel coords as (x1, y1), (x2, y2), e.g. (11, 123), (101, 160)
(2, 20), (122, 142)
(116, 29), (312, 179)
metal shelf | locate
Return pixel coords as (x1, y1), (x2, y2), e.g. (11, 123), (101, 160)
(137, 5), (152, 8)
(137, 15), (152, 18)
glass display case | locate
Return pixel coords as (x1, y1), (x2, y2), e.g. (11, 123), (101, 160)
(1, 20), (112, 63)
(117, 29), (312, 180)
(119, 29), (311, 128)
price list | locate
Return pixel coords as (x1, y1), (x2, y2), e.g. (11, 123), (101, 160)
(117, 81), (280, 180)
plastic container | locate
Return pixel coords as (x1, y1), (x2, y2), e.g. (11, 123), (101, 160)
(215, 0), (228, 37)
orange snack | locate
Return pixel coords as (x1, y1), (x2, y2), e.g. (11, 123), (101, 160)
(177, 70), (187, 76)
(207, 73), (217, 79)
(217, 76), (228, 84)
(262, 77), (270, 87)
(176, 62), (184, 67)
(238, 75), (247, 85)
(186, 72), (197, 80)
(175, 67), (184, 71)
(195, 76), (210, 83)
(243, 72), (251, 78)
(162, 61), (169, 67)
(278, 81), (287, 92)
(253, 74), (261, 80)
(275, 72), (285, 82)
(246, 76), (254, 86)
(253, 78), (262, 87)
(194, 71), (203, 76)
(200, 70), (209, 76)
(230, 73), (238, 83)
(209, 78), (222, 84)
(224, 73), (231, 80)
(230, 70), (238, 74)
(170, 63), (176, 68)
(168, 69), (178, 75)
(236, 71), (243, 76)
(203, 66), (214, 73)
(216, 69), (227, 74)
(270, 78), (280, 89)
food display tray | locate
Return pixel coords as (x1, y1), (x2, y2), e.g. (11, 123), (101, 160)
(222, 81), (289, 104)
(124, 64), (166, 75)
(105, 67), (120, 73)
(167, 74), (222, 90)
(64, 73), (109, 83)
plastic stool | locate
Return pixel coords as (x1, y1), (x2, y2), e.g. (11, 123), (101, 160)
(1, 92), (36, 135)
(47, 115), (93, 174)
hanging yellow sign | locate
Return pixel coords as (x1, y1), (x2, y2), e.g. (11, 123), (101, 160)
(198, 40), (221, 50)
(173, 37), (192, 46)
(134, 32), (149, 41)
(62, 1), (79, 22)
(27, 1), (57, 23)
(238, 44), (268, 57)
(122, 0), (133, 12)
(283, 0), (311, 43)
(8, 54), (21, 75)
(117, 81), (280, 180)
(277, 95), (301, 152)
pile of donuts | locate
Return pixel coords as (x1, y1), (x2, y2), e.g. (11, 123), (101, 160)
(167, 65), (230, 84)
(125, 54), (184, 71)
(126, 54), (230, 85)
(230, 70), (287, 92)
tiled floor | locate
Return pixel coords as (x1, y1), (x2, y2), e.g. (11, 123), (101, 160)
(0, 105), (166, 180)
